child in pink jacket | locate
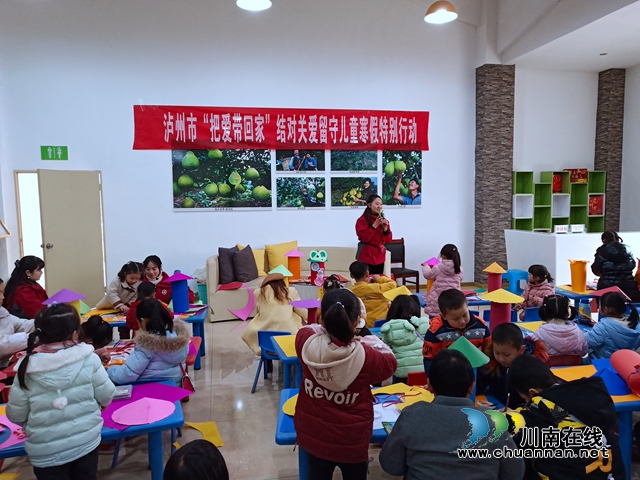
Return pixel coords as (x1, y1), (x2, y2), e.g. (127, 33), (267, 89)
(528, 294), (588, 356)
(422, 244), (464, 317)
(513, 264), (555, 320)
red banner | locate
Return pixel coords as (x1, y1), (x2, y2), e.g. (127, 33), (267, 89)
(133, 105), (429, 151)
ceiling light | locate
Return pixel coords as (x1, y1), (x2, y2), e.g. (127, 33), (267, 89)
(424, 1), (458, 24)
(236, 0), (272, 12)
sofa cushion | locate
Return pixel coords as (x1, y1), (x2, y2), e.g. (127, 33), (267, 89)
(218, 246), (239, 284)
(233, 245), (260, 282)
(237, 244), (267, 276)
(265, 240), (298, 272)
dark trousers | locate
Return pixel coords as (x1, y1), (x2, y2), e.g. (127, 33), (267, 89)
(33, 447), (99, 480)
(367, 263), (384, 275)
(307, 452), (368, 480)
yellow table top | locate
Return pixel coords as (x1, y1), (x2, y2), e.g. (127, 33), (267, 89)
(274, 335), (297, 358)
(518, 321), (544, 332)
(556, 285), (595, 295)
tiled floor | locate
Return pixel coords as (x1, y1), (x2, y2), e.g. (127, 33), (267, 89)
(2, 320), (640, 479)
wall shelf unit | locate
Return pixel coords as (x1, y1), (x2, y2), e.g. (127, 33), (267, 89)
(512, 170), (606, 233)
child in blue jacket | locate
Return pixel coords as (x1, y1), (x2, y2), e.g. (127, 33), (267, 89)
(586, 291), (640, 359)
(108, 299), (189, 385)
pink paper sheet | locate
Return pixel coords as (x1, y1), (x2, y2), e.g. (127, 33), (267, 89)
(102, 383), (191, 431)
(112, 398), (175, 426)
(229, 285), (255, 321)
(291, 299), (321, 309)
(0, 415), (25, 449)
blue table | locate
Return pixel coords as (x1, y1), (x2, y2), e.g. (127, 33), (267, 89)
(271, 336), (302, 389)
(275, 388), (388, 480)
(0, 389), (184, 480)
(180, 306), (207, 370)
(555, 285), (596, 303)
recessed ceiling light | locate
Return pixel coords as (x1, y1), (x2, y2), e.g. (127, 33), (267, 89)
(599, 53), (608, 56)
(236, 0), (272, 12)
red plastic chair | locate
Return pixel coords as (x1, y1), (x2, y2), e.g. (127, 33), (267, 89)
(407, 371), (427, 386)
(547, 354), (582, 367)
(186, 337), (202, 372)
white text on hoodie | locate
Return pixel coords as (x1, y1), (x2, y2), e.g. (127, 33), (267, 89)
(304, 378), (360, 405)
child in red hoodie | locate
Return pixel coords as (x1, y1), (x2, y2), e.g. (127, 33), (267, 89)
(295, 289), (397, 480)
(124, 282), (158, 338)
(2, 256), (48, 319)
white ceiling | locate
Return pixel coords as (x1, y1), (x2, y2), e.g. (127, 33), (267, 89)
(511, 1), (640, 71)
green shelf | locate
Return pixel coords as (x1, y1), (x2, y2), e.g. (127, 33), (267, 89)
(540, 171), (571, 194)
(512, 218), (533, 231)
(533, 206), (552, 230)
(570, 183), (588, 205)
(570, 205), (588, 225)
(513, 171), (534, 194)
(534, 183), (552, 206)
(588, 216), (605, 233)
(588, 171), (606, 194)
(552, 217), (570, 227)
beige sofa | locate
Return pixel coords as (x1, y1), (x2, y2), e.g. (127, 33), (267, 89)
(206, 246), (390, 322)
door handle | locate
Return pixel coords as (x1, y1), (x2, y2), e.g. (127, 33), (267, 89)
(45, 243), (54, 249)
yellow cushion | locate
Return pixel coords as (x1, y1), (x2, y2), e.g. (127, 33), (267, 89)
(237, 245), (267, 277)
(265, 240), (298, 272)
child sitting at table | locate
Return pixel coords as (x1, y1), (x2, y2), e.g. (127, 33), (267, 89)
(477, 323), (548, 409)
(348, 261), (397, 327)
(241, 273), (307, 355)
(381, 294), (429, 382)
(2, 255), (48, 319)
(0, 276), (34, 368)
(322, 274), (369, 336)
(7, 303), (115, 479)
(422, 289), (491, 375)
(124, 282), (158, 338)
(527, 294), (588, 356)
(585, 291), (640, 359)
(513, 264), (555, 320)
(164, 439), (229, 480)
(107, 299), (189, 386)
(95, 261), (143, 311)
(80, 315), (113, 364)
(507, 355), (625, 479)
(294, 289), (397, 480)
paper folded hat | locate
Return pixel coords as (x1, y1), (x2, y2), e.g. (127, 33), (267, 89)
(448, 336), (490, 368)
(383, 285), (413, 302)
(268, 264), (293, 277)
(481, 289), (524, 304)
(262, 273), (285, 286)
(483, 262), (506, 274)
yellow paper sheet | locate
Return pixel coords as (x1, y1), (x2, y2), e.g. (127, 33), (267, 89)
(372, 383), (413, 395)
(82, 308), (119, 319)
(185, 421), (224, 447)
(519, 321), (544, 332)
(274, 335), (297, 358)
(483, 262), (506, 274)
(0, 405), (6, 415)
(395, 388), (434, 411)
(552, 365), (597, 382)
(283, 394), (298, 416)
(482, 289), (524, 304)
(0, 474), (20, 480)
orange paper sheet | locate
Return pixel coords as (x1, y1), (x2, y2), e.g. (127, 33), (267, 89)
(273, 335), (297, 358)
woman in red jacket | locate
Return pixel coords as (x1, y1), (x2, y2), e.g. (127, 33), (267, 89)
(3, 256), (48, 319)
(355, 194), (392, 274)
(142, 255), (194, 305)
(295, 289), (397, 480)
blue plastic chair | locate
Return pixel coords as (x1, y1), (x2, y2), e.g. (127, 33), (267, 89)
(503, 269), (528, 295)
(251, 331), (291, 394)
(523, 307), (541, 322)
(373, 319), (387, 328)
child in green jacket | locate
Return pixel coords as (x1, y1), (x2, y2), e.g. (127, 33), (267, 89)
(381, 295), (430, 381)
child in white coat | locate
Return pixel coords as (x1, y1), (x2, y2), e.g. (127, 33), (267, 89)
(0, 277), (34, 368)
(95, 261), (143, 311)
(7, 303), (115, 480)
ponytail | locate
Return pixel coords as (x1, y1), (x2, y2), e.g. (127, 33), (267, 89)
(17, 330), (39, 390)
(136, 299), (173, 336)
(320, 290), (359, 344)
(539, 295), (574, 321)
(528, 264), (554, 284)
(440, 244), (461, 274)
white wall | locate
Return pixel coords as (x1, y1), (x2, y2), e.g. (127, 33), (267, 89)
(620, 64), (640, 231)
(513, 68), (598, 176)
(0, 0), (478, 284)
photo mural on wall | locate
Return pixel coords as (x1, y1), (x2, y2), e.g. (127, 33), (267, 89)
(172, 149), (272, 210)
(134, 105), (428, 211)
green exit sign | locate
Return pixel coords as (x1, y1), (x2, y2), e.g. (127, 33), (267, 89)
(41, 146), (68, 160)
